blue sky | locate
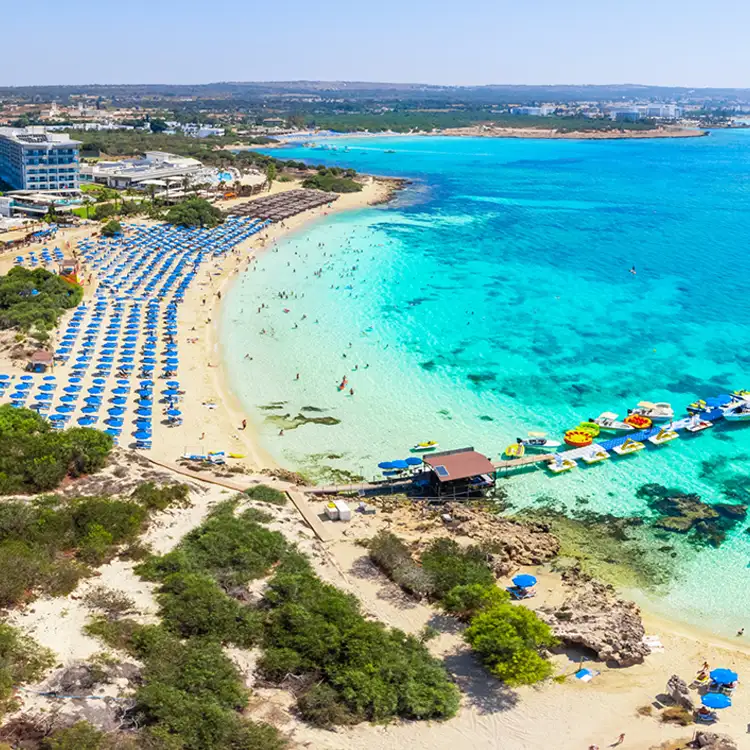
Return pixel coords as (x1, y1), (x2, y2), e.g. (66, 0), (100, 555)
(5, 0), (750, 88)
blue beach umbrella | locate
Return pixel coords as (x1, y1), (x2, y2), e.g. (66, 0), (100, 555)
(166, 409), (181, 417)
(88, 386), (104, 394)
(48, 414), (66, 422)
(136, 408), (153, 417)
(39, 383), (55, 392)
(108, 407), (125, 416)
(106, 418), (124, 427)
(391, 459), (410, 470)
(113, 387), (129, 395)
(36, 393), (53, 402)
(702, 693), (732, 710)
(111, 397), (127, 405)
(104, 428), (121, 437)
(78, 416), (96, 426)
(405, 457), (423, 466)
(43, 375), (56, 381)
(82, 406), (99, 414)
(134, 430), (152, 440)
(60, 395), (78, 404)
(20, 375), (33, 381)
(710, 669), (738, 685)
(85, 396), (103, 404)
(92, 378), (106, 385)
(512, 574), (538, 588)
(377, 461), (394, 470)
(56, 405), (74, 413)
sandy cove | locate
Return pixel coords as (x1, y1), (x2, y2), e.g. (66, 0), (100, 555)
(147, 176), (395, 472)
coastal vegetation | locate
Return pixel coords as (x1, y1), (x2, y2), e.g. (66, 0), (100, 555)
(0, 406), (113, 495)
(100, 220), (122, 237)
(368, 531), (557, 686)
(164, 197), (224, 228)
(0, 624), (55, 718)
(125, 499), (458, 735)
(0, 267), (83, 336)
(302, 167), (362, 193)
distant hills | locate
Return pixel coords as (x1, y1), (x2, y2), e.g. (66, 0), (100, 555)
(3, 81), (750, 104)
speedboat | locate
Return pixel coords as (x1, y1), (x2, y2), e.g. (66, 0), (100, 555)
(612, 438), (645, 456)
(592, 412), (634, 433)
(723, 401), (750, 422)
(411, 441), (439, 453)
(628, 401), (674, 422)
(517, 432), (561, 451)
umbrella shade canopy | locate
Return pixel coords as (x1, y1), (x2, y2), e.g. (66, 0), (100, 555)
(136, 408), (153, 417)
(106, 418), (124, 427)
(85, 396), (103, 404)
(56, 405), (74, 413)
(512, 574), (538, 588)
(39, 383), (55, 391)
(162, 389), (180, 397)
(88, 386), (104, 394)
(104, 428), (121, 437)
(166, 381), (180, 388)
(377, 461), (393, 470)
(60, 395), (78, 403)
(166, 409), (181, 417)
(710, 669), (739, 685)
(110, 397), (128, 406)
(113, 387), (129, 395)
(405, 457), (423, 466)
(390, 460), (410, 470)
(108, 407), (126, 415)
(701, 693), (732, 709)
(48, 414), (66, 422)
(134, 430), (152, 440)
(82, 406), (99, 414)
(78, 417), (96, 426)
(20, 375), (33, 381)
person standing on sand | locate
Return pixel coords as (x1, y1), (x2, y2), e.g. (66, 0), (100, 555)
(613, 734), (625, 746)
(240, 419), (247, 430)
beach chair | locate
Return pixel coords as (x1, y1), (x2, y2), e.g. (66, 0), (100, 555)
(507, 586), (536, 600)
(695, 710), (717, 724)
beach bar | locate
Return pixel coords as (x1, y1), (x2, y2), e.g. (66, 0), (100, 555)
(423, 447), (496, 499)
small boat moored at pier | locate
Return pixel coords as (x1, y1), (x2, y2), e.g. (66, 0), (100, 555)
(723, 401), (750, 422)
(628, 401), (674, 422)
(517, 432), (561, 451)
(592, 412), (634, 433)
(505, 443), (525, 458)
(412, 441), (439, 452)
(613, 438), (646, 456)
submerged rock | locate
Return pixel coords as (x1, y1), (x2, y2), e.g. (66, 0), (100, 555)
(539, 568), (650, 667)
(265, 412), (341, 430)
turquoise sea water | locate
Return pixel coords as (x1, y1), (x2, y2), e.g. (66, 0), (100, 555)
(222, 132), (750, 633)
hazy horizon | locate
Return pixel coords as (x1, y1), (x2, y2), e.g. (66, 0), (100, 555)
(6, 0), (750, 89)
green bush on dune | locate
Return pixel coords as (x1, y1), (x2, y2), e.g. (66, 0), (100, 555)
(0, 267), (82, 334)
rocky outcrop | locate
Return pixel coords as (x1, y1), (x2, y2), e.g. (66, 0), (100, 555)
(539, 568), (650, 666)
(693, 731), (738, 750)
(440, 503), (560, 575)
(666, 674), (694, 711)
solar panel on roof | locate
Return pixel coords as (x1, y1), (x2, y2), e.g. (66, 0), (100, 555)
(433, 465), (450, 477)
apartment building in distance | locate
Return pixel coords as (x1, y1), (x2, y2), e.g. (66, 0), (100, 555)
(0, 126), (80, 191)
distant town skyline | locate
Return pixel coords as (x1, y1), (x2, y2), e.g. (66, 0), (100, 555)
(6, 0), (750, 89)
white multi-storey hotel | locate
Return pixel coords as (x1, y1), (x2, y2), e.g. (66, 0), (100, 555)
(0, 126), (80, 191)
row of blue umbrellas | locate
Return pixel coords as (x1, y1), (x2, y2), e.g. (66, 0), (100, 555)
(378, 457), (424, 471)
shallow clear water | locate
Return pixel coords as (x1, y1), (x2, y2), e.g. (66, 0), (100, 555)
(222, 132), (750, 634)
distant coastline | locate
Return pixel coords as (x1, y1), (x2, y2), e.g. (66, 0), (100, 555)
(437, 125), (708, 140)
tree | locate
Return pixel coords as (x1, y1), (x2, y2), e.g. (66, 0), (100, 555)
(265, 162), (277, 192)
(164, 198), (224, 228)
(101, 220), (122, 237)
(463, 602), (557, 686)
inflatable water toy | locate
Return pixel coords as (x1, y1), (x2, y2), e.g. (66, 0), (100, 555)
(624, 414), (652, 429)
(564, 429), (593, 448)
(580, 446), (610, 464)
(505, 443), (525, 458)
(577, 421), (601, 437)
(547, 456), (577, 474)
(411, 441), (439, 453)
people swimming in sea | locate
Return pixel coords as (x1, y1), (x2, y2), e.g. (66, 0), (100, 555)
(629, 265), (637, 275)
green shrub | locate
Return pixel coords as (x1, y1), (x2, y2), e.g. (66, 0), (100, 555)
(244, 484), (287, 506)
(0, 267), (83, 333)
(369, 531), (433, 597)
(44, 721), (106, 749)
(301, 173), (362, 193)
(441, 583), (510, 621)
(0, 623), (55, 717)
(164, 198), (224, 228)
(0, 407), (113, 494)
(100, 220), (122, 237)
(84, 616), (142, 653)
(420, 538), (495, 600)
(83, 586), (136, 617)
(137, 501), (287, 588)
(261, 566), (460, 723)
(157, 573), (261, 646)
(297, 684), (356, 728)
(131, 482), (191, 512)
(463, 602), (557, 686)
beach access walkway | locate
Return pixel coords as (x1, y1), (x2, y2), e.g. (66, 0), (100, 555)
(144, 456), (333, 542)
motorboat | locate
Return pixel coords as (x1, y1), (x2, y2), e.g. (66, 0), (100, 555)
(592, 412), (634, 433)
(411, 441), (439, 453)
(628, 401), (674, 422)
(517, 432), (562, 451)
(547, 456), (577, 474)
(612, 438), (646, 456)
(723, 401), (750, 422)
(647, 427), (679, 446)
(580, 446), (610, 464)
